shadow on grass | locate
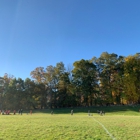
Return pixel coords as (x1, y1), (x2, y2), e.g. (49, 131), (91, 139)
(25, 105), (140, 115)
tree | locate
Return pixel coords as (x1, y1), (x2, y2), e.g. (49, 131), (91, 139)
(92, 52), (125, 105)
(0, 77), (4, 109)
(72, 59), (97, 106)
(123, 54), (140, 103)
(0, 74), (15, 109)
(30, 67), (45, 83)
(24, 78), (37, 109)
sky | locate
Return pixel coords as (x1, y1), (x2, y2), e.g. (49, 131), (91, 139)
(0, 0), (140, 80)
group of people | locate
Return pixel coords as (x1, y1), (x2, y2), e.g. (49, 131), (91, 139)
(0, 109), (23, 115)
(0, 109), (106, 116)
(0, 110), (10, 115)
(0, 109), (33, 115)
(97, 110), (105, 116)
(18, 109), (23, 115)
(50, 109), (106, 116)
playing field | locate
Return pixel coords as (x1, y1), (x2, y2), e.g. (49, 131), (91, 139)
(0, 108), (140, 140)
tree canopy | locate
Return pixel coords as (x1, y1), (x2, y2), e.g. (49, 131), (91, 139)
(0, 52), (140, 109)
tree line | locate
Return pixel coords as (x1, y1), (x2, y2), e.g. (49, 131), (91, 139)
(0, 52), (140, 110)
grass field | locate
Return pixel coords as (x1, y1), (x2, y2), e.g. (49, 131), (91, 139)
(0, 105), (140, 140)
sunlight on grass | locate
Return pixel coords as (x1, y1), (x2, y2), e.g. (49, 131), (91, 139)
(0, 111), (140, 140)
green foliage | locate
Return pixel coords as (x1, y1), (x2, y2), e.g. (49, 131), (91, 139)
(0, 52), (140, 109)
(91, 53), (125, 104)
(72, 59), (98, 106)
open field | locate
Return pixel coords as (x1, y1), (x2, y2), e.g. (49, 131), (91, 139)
(0, 106), (140, 140)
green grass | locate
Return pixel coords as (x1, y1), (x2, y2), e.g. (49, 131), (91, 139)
(0, 105), (140, 140)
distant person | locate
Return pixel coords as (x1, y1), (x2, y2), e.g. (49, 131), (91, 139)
(30, 110), (32, 115)
(8, 110), (10, 115)
(103, 111), (105, 115)
(5, 110), (7, 115)
(2, 110), (4, 115)
(18, 109), (20, 115)
(88, 110), (90, 116)
(13, 110), (16, 115)
(100, 111), (103, 116)
(51, 111), (53, 115)
(71, 110), (73, 115)
(20, 109), (23, 115)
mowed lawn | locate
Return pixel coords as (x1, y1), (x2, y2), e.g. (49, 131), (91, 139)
(0, 107), (140, 140)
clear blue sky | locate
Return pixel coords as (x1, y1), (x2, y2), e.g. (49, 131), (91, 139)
(0, 0), (140, 79)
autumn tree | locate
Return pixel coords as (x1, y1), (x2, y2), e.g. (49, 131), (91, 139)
(123, 53), (140, 103)
(30, 67), (45, 83)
